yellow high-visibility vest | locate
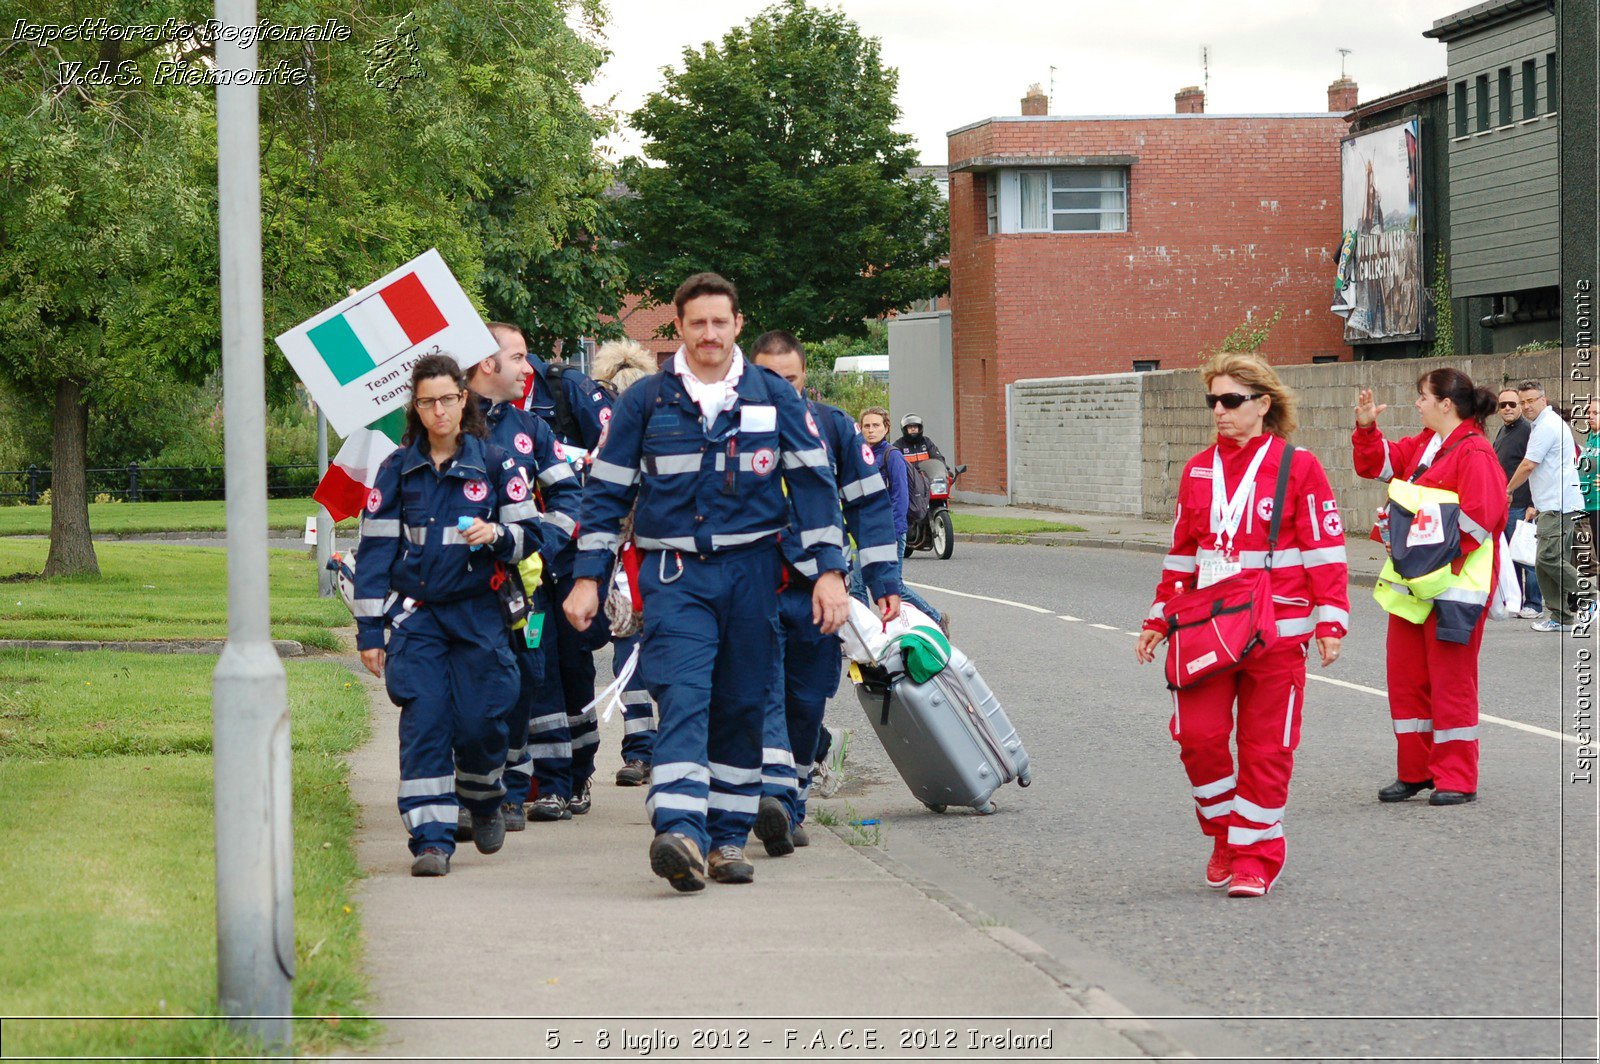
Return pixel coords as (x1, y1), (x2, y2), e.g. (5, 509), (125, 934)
(1373, 480), (1493, 641)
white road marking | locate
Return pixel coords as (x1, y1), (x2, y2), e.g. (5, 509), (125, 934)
(912, 579), (1580, 745)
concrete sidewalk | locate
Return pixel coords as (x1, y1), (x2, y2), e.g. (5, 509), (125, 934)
(337, 659), (1177, 1060)
(952, 502), (1389, 583)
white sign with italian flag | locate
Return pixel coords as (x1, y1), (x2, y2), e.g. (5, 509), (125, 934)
(275, 249), (496, 437)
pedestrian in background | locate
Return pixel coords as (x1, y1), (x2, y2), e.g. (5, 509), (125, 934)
(1504, 379), (1588, 632)
(1491, 387), (1542, 619)
(1578, 396), (1600, 579)
(856, 407), (946, 629)
(1354, 369), (1506, 807)
(1136, 353), (1348, 899)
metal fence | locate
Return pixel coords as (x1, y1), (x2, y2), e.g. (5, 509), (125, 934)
(0, 463), (321, 504)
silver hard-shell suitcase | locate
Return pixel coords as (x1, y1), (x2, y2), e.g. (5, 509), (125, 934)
(852, 646), (1031, 814)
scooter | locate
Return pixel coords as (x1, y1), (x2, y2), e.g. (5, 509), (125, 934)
(905, 460), (966, 560)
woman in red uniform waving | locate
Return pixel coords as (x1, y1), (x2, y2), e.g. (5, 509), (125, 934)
(1136, 353), (1349, 898)
(1353, 368), (1506, 807)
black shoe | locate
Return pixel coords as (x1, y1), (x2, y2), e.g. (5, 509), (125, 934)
(791, 823), (810, 848)
(569, 778), (593, 816)
(501, 801), (526, 832)
(527, 794), (571, 821)
(649, 832), (706, 893)
(754, 795), (795, 857)
(1378, 778), (1434, 803)
(454, 807), (474, 841)
(471, 806), (505, 854)
(411, 847), (450, 877)
(1429, 789), (1477, 806)
(615, 759), (650, 787)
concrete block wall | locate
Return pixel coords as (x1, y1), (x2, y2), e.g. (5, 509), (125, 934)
(1010, 374), (1143, 513)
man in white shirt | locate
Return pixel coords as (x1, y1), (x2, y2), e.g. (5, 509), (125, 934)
(1506, 379), (1589, 631)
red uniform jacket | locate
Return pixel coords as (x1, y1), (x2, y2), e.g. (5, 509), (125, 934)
(1146, 433), (1351, 643)
(1351, 420), (1508, 560)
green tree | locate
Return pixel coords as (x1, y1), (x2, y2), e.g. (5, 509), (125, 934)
(0, 0), (611, 575)
(617, 0), (947, 342)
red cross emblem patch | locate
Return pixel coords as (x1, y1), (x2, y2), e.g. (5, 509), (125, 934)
(861, 442), (876, 466)
(365, 488), (383, 513)
(506, 476), (528, 502)
(1256, 496), (1274, 522)
(751, 448), (777, 476)
(514, 432), (533, 454)
(1406, 503), (1444, 547)
(463, 479), (489, 502)
(1323, 511), (1343, 537)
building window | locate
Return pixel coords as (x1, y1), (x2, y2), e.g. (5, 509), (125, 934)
(1497, 67), (1512, 125)
(1018, 168), (1127, 233)
(1548, 52), (1558, 111)
(985, 175), (998, 235)
(1132, 359), (1160, 373)
(1522, 59), (1538, 119)
(1312, 355), (1341, 365)
(1454, 81), (1467, 136)
(1475, 73), (1489, 130)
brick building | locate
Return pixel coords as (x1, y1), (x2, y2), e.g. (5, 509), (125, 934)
(947, 85), (1354, 499)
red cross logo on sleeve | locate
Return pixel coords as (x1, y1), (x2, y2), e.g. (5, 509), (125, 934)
(751, 448), (776, 476)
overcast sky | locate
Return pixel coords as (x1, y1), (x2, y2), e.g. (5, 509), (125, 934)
(584, 0), (1463, 165)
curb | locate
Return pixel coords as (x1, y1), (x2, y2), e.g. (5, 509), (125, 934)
(827, 823), (1193, 1060)
(0, 638), (306, 657)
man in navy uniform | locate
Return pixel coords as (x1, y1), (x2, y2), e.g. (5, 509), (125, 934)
(563, 273), (850, 892)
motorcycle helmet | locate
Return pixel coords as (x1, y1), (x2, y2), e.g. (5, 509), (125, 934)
(900, 413), (923, 430)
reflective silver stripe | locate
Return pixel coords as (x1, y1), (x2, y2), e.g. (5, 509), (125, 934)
(397, 774), (455, 798)
(1282, 683), (1297, 747)
(762, 773), (797, 789)
(590, 458), (640, 486)
(442, 526), (469, 546)
(500, 501), (541, 523)
(1192, 775), (1236, 799)
(1147, 602), (1166, 620)
(1276, 616), (1315, 638)
(527, 712), (567, 732)
(650, 453), (703, 475)
(637, 535), (697, 551)
(1393, 719), (1433, 734)
(1379, 442), (1395, 481)
(794, 558), (819, 577)
(652, 762), (711, 786)
(620, 690), (652, 706)
(456, 781), (504, 799)
(1306, 494), (1322, 541)
(762, 746), (795, 767)
(578, 531), (620, 552)
(1233, 796), (1285, 824)
(624, 717), (655, 735)
(571, 732), (600, 751)
(456, 766), (504, 786)
(1196, 547), (1290, 568)
(351, 598), (387, 618)
(543, 511), (577, 536)
(1434, 585), (1490, 606)
(402, 525), (427, 546)
(1227, 822), (1284, 847)
(647, 792), (707, 814)
(857, 544), (899, 566)
(711, 530), (779, 548)
(839, 473), (886, 502)
(707, 761), (762, 786)
(537, 462), (577, 486)
(1301, 546), (1348, 567)
(1162, 554), (1199, 573)
(505, 746), (530, 767)
(782, 447), (830, 470)
(401, 803), (457, 830)
(1313, 605), (1350, 626)
(504, 522), (527, 560)
(1197, 799), (1232, 819)
(1434, 726), (1480, 743)
(800, 525), (845, 549)
(1459, 511), (1489, 542)
(707, 792), (761, 814)
(362, 518), (400, 537)
(527, 742), (573, 759)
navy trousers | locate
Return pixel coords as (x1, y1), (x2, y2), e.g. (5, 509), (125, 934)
(761, 583), (844, 828)
(614, 633), (657, 763)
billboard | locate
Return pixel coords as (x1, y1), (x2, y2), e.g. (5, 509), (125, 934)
(1333, 118), (1423, 343)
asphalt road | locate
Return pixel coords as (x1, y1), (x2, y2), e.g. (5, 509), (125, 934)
(818, 541), (1597, 1063)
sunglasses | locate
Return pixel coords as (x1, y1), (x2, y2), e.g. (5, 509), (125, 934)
(1205, 392), (1264, 410)
(1498, 401), (1520, 410)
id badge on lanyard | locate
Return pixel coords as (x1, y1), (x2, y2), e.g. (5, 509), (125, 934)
(1201, 441), (1271, 588)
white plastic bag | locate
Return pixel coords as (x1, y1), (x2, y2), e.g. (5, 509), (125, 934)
(840, 598), (908, 664)
(1490, 533), (1523, 619)
(1509, 519), (1538, 568)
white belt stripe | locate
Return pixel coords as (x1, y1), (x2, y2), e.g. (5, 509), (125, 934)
(651, 453), (704, 475)
(397, 774), (455, 798)
(637, 535), (697, 551)
(362, 518), (400, 537)
(711, 529), (780, 548)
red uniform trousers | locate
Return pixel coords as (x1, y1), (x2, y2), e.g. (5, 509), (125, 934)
(1385, 607), (1485, 793)
(1168, 639), (1307, 885)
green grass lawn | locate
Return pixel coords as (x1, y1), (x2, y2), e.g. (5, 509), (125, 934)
(0, 497), (354, 536)
(950, 514), (1086, 536)
(0, 649), (375, 1057)
(0, 540), (349, 649)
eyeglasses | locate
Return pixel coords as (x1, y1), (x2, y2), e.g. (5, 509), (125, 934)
(1498, 401), (1520, 410)
(415, 392), (464, 412)
(1204, 392), (1264, 410)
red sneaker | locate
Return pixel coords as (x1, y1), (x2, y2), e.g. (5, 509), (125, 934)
(1228, 871), (1270, 898)
(1205, 838), (1233, 889)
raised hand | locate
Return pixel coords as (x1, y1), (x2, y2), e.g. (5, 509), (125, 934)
(1354, 388), (1388, 428)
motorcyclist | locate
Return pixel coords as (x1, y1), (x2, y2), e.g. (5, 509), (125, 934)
(893, 413), (948, 469)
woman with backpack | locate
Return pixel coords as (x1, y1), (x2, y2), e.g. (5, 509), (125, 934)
(1134, 354), (1348, 898)
(856, 406), (945, 630)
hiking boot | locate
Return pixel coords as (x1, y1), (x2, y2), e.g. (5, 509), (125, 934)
(569, 778), (593, 815)
(754, 796), (795, 857)
(791, 823), (810, 848)
(708, 844), (755, 884)
(410, 847), (450, 877)
(471, 806), (505, 854)
(648, 832), (706, 893)
(501, 801), (526, 832)
(455, 806), (473, 842)
(1205, 838), (1233, 889)
(528, 794), (571, 821)
(812, 726), (849, 799)
(615, 759), (650, 787)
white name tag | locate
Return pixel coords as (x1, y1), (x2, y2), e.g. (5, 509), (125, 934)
(1198, 556), (1242, 589)
(740, 404), (777, 433)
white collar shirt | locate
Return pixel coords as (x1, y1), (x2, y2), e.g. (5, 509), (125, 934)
(672, 346), (746, 427)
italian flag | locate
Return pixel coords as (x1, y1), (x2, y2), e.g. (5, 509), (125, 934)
(312, 408), (407, 522)
(305, 271), (448, 385)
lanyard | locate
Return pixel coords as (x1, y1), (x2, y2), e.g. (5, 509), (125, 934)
(1209, 438), (1273, 554)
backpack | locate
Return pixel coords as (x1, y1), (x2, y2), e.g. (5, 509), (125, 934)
(904, 458), (931, 526)
(543, 362), (586, 445)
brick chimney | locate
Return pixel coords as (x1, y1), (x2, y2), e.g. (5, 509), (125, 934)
(1175, 85), (1205, 114)
(1328, 76), (1358, 112)
(1021, 84), (1048, 116)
